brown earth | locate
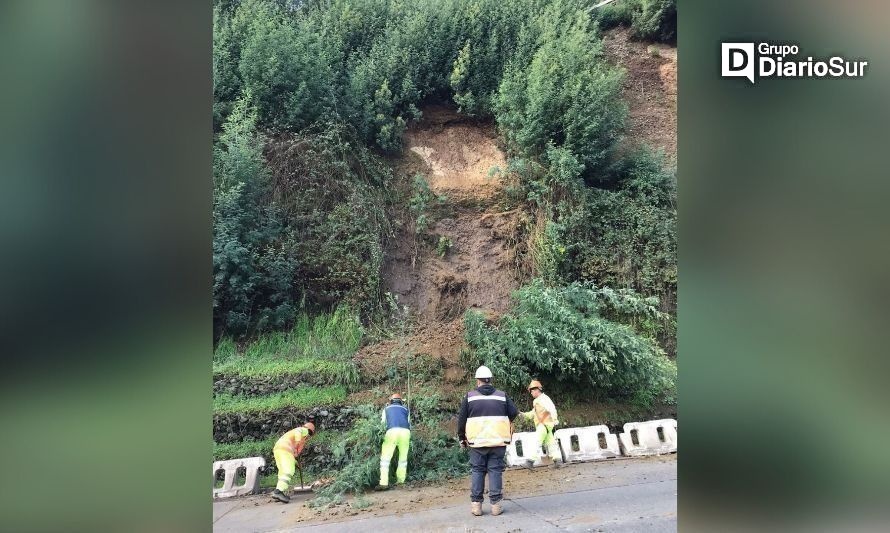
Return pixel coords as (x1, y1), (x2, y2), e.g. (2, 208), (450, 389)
(602, 27), (677, 163)
(403, 104), (507, 202)
(358, 105), (523, 385)
(382, 105), (521, 324)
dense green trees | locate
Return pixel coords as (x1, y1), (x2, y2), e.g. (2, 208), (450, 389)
(213, 96), (390, 338)
(595, 0), (677, 44)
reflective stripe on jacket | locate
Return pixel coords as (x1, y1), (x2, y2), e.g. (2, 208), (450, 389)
(273, 427), (309, 457)
(465, 389), (512, 447)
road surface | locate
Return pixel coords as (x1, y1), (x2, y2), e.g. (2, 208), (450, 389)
(213, 455), (677, 532)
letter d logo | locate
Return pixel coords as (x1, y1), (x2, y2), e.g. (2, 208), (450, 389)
(722, 43), (755, 83)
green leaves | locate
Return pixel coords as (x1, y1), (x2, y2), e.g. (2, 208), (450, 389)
(464, 279), (675, 405)
(594, 0), (677, 44)
(494, 4), (625, 176)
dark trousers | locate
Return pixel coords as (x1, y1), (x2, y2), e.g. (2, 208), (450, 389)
(469, 446), (506, 503)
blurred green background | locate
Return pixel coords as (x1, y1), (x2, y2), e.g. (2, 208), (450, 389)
(681, 0), (890, 530)
(0, 1), (210, 531)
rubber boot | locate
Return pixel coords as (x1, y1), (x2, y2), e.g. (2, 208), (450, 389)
(491, 502), (503, 516)
(524, 459), (535, 470)
(271, 489), (290, 503)
(551, 459), (563, 469)
(471, 502), (482, 516)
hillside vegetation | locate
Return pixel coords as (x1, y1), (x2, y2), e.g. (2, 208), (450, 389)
(212, 0), (677, 500)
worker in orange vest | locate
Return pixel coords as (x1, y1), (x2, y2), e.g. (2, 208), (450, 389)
(271, 421), (315, 503)
(520, 380), (563, 469)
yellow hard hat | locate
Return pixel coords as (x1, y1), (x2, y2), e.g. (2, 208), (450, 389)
(527, 380), (543, 391)
(303, 422), (316, 435)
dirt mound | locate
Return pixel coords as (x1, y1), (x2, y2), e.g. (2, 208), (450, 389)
(354, 319), (471, 388)
(404, 105), (506, 200)
(602, 27), (677, 163)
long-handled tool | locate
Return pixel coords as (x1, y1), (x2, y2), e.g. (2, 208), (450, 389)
(297, 459), (304, 490)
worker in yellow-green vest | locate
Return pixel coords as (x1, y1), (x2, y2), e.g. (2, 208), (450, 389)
(375, 393), (411, 491)
(270, 421), (315, 503)
(521, 380), (563, 469)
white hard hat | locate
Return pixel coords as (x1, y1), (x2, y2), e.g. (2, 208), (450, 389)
(475, 365), (493, 379)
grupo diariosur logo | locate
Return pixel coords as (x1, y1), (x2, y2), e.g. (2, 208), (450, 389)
(722, 42), (868, 83)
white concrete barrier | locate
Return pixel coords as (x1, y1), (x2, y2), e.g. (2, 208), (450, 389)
(617, 419), (677, 456)
(555, 425), (620, 462)
(213, 456), (266, 498)
(504, 432), (547, 467)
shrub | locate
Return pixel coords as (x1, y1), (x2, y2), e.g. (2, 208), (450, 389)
(495, 4), (625, 176)
(594, 0), (677, 44)
(213, 96), (297, 337)
(235, 0), (334, 130)
(464, 279), (676, 406)
(436, 235), (453, 258)
(630, 0), (676, 44)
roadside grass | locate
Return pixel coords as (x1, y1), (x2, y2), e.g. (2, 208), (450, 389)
(214, 307), (362, 386)
(216, 307), (363, 361)
(214, 357), (358, 386)
(213, 386), (347, 415)
(214, 436), (278, 461)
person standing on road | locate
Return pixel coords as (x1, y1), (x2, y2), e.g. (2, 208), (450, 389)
(375, 392), (411, 491)
(270, 421), (315, 503)
(457, 365), (519, 517)
(520, 380), (563, 469)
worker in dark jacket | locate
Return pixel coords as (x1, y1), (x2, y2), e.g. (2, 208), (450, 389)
(457, 366), (519, 517)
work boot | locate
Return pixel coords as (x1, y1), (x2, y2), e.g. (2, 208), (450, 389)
(374, 484), (390, 491)
(471, 502), (482, 516)
(271, 489), (290, 503)
(491, 502), (503, 516)
(524, 459), (535, 470)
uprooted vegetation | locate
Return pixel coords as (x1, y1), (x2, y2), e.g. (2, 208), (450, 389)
(212, 0), (677, 503)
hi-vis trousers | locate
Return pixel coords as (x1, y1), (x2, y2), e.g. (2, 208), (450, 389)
(379, 428), (411, 486)
(530, 424), (561, 462)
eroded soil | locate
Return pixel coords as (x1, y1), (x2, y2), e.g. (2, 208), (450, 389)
(602, 27), (677, 163)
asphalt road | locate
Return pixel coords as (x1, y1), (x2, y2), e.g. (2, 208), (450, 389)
(214, 455), (677, 532)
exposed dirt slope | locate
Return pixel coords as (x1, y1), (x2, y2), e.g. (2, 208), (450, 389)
(602, 27), (677, 163)
(358, 105), (522, 385)
(404, 104), (507, 201)
(384, 105), (520, 323)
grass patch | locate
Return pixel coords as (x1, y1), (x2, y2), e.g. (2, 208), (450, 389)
(214, 357), (358, 386)
(214, 436), (278, 461)
(214, 307), (363, 363)
(214, 307), (362, 385)
(213, 386), (347, 415)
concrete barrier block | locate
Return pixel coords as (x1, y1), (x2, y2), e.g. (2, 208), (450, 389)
(617, 419), (677, 457)
(213, 456), (266, 498)
(555, 425), (620, 462)
(504, 432), (547, 467)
